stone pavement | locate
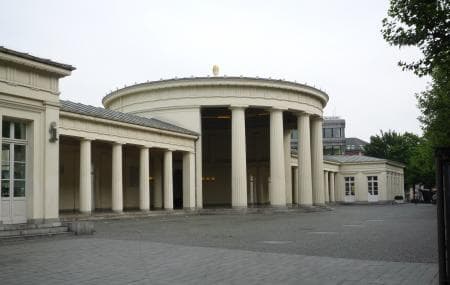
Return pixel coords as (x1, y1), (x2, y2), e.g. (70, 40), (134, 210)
(0, 238), (437, 285)
(0, 204), (439, 284)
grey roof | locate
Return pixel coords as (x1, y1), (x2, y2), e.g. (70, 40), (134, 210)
(0, 46), (75, 71)
(345, 137), (368, 146)
(324, 155), (385, 164)
(60, 100), (198, 136)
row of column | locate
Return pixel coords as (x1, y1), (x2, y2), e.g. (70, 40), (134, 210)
(323, 171), (337, 203)
(230, 106), (325, 208)
(79, 140), (195, 214)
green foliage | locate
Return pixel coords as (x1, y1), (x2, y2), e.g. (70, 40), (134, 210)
(381, 0), (450, 77)
(364, 130), (420, 164)
(381, 0), (450, 188)
(417, 67), (450, 147)
(409, 137), (435, 187)
(364, 130), (422, 187)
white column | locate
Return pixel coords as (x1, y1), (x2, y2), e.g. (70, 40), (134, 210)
(139, 147), (150, 211)
(297, 113), (313, 206)
(79, 138), (92, 213)
(324, 171), (330, 203)
(330, 172), (336, 202)
(183, 152), (195, 209)
(284, 129), (292, 205)
(112, 142), (123, 212)
(231, 106), (247, 208)
(269, 109), (286, 206)
(311, 117), (325, 205)
(293, 166), (299, 204)
(163, 149), (173, 210)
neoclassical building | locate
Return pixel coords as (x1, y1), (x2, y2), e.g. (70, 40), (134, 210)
(0, 47), (404, 225)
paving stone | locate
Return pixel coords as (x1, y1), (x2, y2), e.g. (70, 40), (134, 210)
(0, 204), (438, 284)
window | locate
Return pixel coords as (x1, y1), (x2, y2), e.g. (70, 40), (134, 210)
(1, 120), (27, 198)
(323, 128), (332, 138)
(368, 176), (378, 195)
(345, 177), (355, 196)
(333, 128), (341, 138)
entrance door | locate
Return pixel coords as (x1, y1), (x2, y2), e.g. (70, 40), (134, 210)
(367, 176), (379, 202)
(1, 121), (27, 224)
(344, 176), (356, 202)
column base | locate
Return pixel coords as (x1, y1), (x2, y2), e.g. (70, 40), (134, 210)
(112, 210), (123, 214)
(267, 204), (288, 209)
(231, 205), (247, 209)
(79, 210), (92, 215)
(183, 207), (196, 211)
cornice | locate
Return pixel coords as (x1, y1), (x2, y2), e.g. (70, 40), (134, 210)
(103, 76), (329, 107)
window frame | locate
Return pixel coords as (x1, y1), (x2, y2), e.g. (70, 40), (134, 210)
(367, 176), (378, 196)
(344, 176), (355, 196)
(1, 120), (28, 198)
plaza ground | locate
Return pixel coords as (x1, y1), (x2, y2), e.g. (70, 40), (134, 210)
(0, 204), (438, 284)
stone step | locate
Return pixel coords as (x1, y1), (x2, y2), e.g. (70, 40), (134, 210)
(0, 221), (62, 231)
(0, 226), (69, 238)
(0, 231), (73, 242)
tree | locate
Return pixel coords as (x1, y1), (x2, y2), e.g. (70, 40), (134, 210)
(364, 130), (421, 187)
(364, 130), (420, 163)
(409, 137), (435, 188)
(382, 0), (450, 151)
(381, 0), (450, 77)
(417, 67), (450, 147)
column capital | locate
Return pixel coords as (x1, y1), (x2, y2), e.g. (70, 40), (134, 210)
(81, 137), (95, 142)
(268, 107), (288, 114)
(229, 105), (248, 110)
(113, 141), (126, 146)
(310, 114), (324, 121)
(138, 145), (152, 150)
(295, 111), (311, 118)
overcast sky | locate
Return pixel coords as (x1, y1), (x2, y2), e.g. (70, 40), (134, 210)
(0, 0), (429, 141)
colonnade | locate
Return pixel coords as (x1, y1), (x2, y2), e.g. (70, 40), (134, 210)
(229, 106), (327, 208)
(322, 171), (337, 203)
(78, 139), (195, 214)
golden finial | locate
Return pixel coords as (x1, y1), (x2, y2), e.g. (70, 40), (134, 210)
(212, 65), (219, 76)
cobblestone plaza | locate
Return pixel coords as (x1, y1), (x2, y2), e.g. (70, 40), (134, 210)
(0, 204), (438, 284)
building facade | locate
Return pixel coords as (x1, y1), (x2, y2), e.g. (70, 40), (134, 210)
(322, 116), (346, 155)
(0, 47), (405, 224)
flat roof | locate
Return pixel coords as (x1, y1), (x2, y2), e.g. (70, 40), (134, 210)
(0, 46), (76, 71)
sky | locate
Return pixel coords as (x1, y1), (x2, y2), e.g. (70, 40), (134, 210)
(0, 0), (429, 141)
